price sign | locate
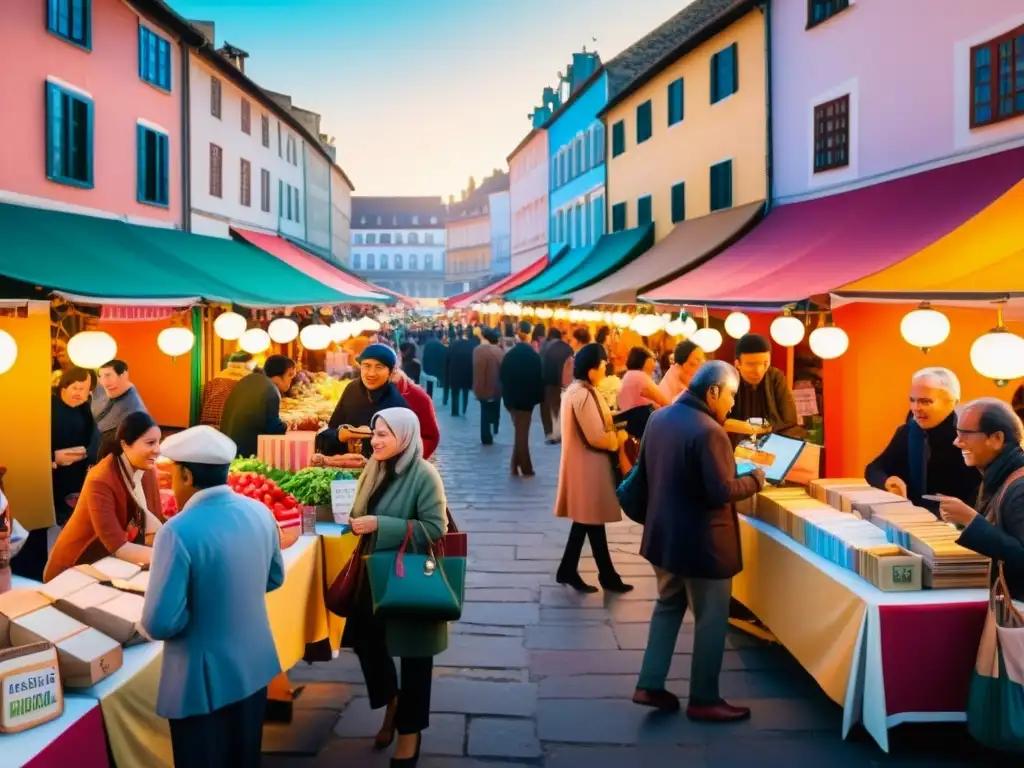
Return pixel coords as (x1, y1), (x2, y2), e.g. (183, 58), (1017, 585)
(891, 565), (914, 584)
(330, 479), (359, 525)
(2, 660), (62, 732)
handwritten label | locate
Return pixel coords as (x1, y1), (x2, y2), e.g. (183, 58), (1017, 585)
(330, 479), (359, 525)
(792, 386), (819, 418)
(2, 666), (61, 730)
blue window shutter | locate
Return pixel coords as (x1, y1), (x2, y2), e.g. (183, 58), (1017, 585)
(138, 25), (145, 80)
(136, 124), (146, 202)
(84, 97), (94, 185)
(731, 43), (739, 94)
(278, 180), (283, 217)
(45, 83), (63, 180)
(710, 53), (718, 103)
(159, 133), (169, 205)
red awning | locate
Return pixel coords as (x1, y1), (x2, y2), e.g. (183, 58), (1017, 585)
(454, 255), (550, 309)
(231, 228), (393, 304)
(644, 146), (1024, 306)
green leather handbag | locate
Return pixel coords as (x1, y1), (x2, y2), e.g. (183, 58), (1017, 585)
(365, 520), (465, 621)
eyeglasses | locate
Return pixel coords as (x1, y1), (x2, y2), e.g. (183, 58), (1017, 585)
(955, 428), (986, 436)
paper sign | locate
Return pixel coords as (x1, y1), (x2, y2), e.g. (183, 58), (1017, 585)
(792, 386), (819, 418)
(2, 662), (61, 731)
(330, 479), (359, 525)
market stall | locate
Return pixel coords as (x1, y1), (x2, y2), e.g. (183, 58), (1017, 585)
(7, 695), (109, 768)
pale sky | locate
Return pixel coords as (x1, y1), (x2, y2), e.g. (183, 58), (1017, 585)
(172, 0), (694, 198)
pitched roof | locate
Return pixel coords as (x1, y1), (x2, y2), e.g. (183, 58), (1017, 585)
(351, 197), (448, 229)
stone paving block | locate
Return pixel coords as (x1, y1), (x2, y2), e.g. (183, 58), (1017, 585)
(539, 585), (610, 608)
(611, 623), (758, 653)
(289, 654), (365, 684)
(436, 634), (528, 669)
(469, 532), (548, 546)
(468, 559), (556, 574)
(292, 682), (356, 711)
(451, 623), (524, 638)
(607, 600), (657, 623)
(333, 697), (382, 739)
(459, 602), (540, 626)
(467, 718), (542, 759)
(262, 709), (339, 754)
(545, 745), (709, 768)
(421, 713), (468, 756)
(516, 545), (582, 560)
(538, 607), (611, 624)
(579, 560), (654, 577)
(466, 571), (555, 589)
(464, 587), (537, 603)
(466, 545), (517, 560)
(537, 673), (673, 699)
(433, 667), (529, 683)
(525, 623), (620, 650)
(431, 679), (537, 717)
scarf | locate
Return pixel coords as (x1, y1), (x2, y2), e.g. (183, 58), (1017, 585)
(980, 443), (1024, 523)
(350, 407), (423, 519)
(906, 410), (959, 508)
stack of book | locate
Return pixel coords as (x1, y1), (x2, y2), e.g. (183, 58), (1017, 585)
(868, 505), (940, 547)
(808, 478), (872, 508)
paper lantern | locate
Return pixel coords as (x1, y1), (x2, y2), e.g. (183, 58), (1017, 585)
(330, 320), (352, 343)
(724, 311), (751, 339)
(238, 328), (271, 354)
(0, 330), (17, 375)
(268, 317), (299, 344)
(213, 311), (246, 341)
(631, 314), (663, 337)
(362, 316), (382, 332)
(68, 331), (117, 369)
(691, 327), (723, 352)
(611, 312), (632, 329)
(665, 314), (696, 338)
(900, 306), (949, 351)
(536, 307), (554, 319)
(157, 327), (195, 358)
(503, 302), (521, 316)
(520, 305), (534, 317)
(553, 308), (569, 320)
(770, 315), (805, 347)
(300, 324), (332, 350)
(809, 325), (849, 360)
(970, 329), (1024, 386)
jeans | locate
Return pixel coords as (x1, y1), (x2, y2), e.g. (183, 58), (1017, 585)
(479, 399), (501, 444)
(450, 388), (470, 416)
(356, 648), (433, 735)
(637, 568), (732, 704)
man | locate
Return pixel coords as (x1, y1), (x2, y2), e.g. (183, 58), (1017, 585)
(865, 367), (980, 515)
(500, 321), (544, 477)
(143, 426), (284, 768)
(421, 332), (448, 400)
(219, 354), (296, 458)
(570, 326), (591, 353)
(473, 328), (505, 445)
(934, 399), (1024, 600)
(540, 328), (574, 444)
(446, 328), (476, 417)
(725, 333), (803, 441)
(633, 361), (764, 721)
(200, 352), (255, 428)
(92, 359), (148, 459)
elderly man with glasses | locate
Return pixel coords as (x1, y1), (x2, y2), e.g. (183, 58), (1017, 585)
(865, 367), (980, 517)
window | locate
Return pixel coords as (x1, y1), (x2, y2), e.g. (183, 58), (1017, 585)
(260, 169), (270, 212)
(671, 182), (686, 223)
(575, 203), (584, 246)
(611, 121), (626, 157)
(287, 136), (298, 166)
(353, 253), (362, 269)
(353, 234), (363, 244)
(395, 254), (403, 270)
(576, 136), (585, 173)
(637, 195), (652, 227)
(807, 0), (850, 29)
(381, 233), (392, 244)
(668, 78), (685, 126)
(381, 254), (389, 269)
(813, 95), (850, 172)
(278, 179), (283, 216)
(395, 233), (404, 244)
(636, 101), (653, 144)
(211, 77), (222, 118)
(408, 232), (419, 244)
(710, 160), (733, 211)
(611, 202), (627, 233)
(136, 125), (169, 206)
(240, 159), (251, 207)
(367, 254), (376, 269)
(366, 233), (377, 245)
(209, 144), (222, 197)
(560, 150), (568, 184)
(293, 187), (300, 223)
(970, 25), (1024, 128)
(412, 215), (420, 225)
(138, 25), (171, 91)
(594, 194), (606, 240)
(710, 43), (738, 104)
(278, 122), (282, 157)
(409, 254), (418, 269)
(47, 0), (91, 49)
(425, 254), (434, 270)
(261, 115), (270, 147)
(241, 100), (251, 134)
(45, 82), (93, 188)
(286, 184), (292, 220)
(583, 131), (592, 173)
(425, 233), (435, 244)
(430, 216), (438, 224)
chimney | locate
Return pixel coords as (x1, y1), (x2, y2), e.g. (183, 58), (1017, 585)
(191, 20), (215, 45)
(217, 42), (249, 73)
(570, 52), (600, 93)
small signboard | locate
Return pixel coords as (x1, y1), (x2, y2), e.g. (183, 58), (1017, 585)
(330, 479), (359, 525)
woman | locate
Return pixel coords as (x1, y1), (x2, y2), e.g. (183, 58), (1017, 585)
(618, 347), (671, 412)
(345, 408), (448, 767)
(555, 343), (633, 594)
(318, 344), (409, 459)
(658, 340), (706, 402)
(44, 411), (163, 582)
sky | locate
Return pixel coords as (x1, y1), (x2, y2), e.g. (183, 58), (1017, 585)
(171, 0), (693, 199)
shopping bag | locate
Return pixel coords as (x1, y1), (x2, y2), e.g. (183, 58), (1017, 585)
(436, 507), (467, 557)
(325, 535), (369, 618)
(366, 521), (464, 621)
(617, 455), (648, 525)
(966, 563), (1024, 753)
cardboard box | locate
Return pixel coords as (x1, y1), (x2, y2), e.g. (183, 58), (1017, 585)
(38, 568), (99, 602)
(0, 641), (63, 733)
(110, 571), (149, 595)
(10, 606), (87, 648)
(83, 592), (146, 646)
(55, 628), (122, 688)
(0, 590), (53, 646)
(56, 583), (121, 630)
(88, 557), (142, 582)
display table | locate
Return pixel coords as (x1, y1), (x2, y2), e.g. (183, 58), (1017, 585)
(733, 515), (988, 752)
(315, 522), (357, 650)
(7, 695), (109, 768)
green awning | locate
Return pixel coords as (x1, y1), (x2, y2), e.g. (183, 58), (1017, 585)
(508, 225), (654, 303)
(505, 242), (597, 302)
(0, 202), (362, 306)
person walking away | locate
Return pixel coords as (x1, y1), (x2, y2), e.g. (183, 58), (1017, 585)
(633, 361), (765, 721)
(391, 368), (440, 460)
(555, 343), (633, 594)
(446, 330), (475, 417)
(473, 328), (504, 445)
(92, 359), (148, 461)
(200, 352), (255, 428)
(531, 323), (546, 352)
(345, 408), (450, 766)
(421, 334), (447, 400)
(219, 355), (296, 458)
(400, 343), (422, 386)
(540, 328), (574, 445)
(143, 426), (284, 768)
(500, 322), (544, 477)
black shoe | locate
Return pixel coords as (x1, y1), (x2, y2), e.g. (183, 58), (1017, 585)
(374, 701), (397, 750)
(600, 578), (634, 594)
(556, 572), (598, 594)
(390, 732), (421, 767)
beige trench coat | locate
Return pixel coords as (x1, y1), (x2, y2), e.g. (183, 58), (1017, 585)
(554, 381), (622, 525)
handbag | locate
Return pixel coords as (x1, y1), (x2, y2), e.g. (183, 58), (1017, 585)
(366, 520), (465, 621)
(437, 507), (467, 557)
(574, 387), (623, 486)
(617, 452), (648, 525)
(325, 534), (370, 618)
(966, 562), (1024, 753)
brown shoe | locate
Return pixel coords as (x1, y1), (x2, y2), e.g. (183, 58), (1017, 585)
(632, 688), (680, 712)
(685, 701), (751, 722)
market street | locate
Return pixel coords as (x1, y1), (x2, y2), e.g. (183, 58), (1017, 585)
(265, 405), (995, 768)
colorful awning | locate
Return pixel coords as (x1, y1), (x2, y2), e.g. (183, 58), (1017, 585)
(643, 146), (1024, 306)
(231, 228), (390, 304)
(455, 253), (553, 309)
(571, 202), (763, 306)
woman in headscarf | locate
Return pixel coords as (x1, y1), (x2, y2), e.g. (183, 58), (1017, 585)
(318, 344), (409, 459)
(345, 408), (449, 767)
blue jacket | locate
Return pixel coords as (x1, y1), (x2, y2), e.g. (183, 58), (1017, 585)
(142, 485), (285, 719)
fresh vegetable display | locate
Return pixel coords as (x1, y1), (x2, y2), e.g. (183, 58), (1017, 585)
(228, 472), (302, 523)
(229, 457), (292, 484)
(278, 467), (357, 506)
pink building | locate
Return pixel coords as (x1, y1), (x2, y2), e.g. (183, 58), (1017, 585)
(0, 0), (200, 224)
(771, 0), (1024, 202)
(508, 129), (550, 275)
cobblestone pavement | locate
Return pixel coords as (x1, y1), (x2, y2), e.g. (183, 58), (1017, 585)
(265, 402), (1005, 767)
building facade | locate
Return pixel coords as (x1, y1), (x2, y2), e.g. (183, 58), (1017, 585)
(351, 197), (447, 298)
(604, 5), (765, 237)
(445, 198), (491, 296)
(0, 0), (198, 225)
(487, 186), (511, 280)
(772, 0), (1024, 203)
(330, 166), (352, 266)
(508, 129), (550, 274)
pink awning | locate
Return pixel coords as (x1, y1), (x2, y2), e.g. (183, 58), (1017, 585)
(644, 146), (1024, 306)
(454, 255), (550, 309)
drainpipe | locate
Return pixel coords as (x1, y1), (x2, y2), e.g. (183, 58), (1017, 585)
(761, 0), (774, 216)
(181, 45), (192, 231)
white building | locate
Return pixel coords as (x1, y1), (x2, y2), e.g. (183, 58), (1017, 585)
(330, 167), (352, 267)
(350, 197), (448, 298)
(488, 188), (511, 279)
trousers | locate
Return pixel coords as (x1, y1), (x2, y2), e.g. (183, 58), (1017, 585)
(450, 388), (470, 416)
(540, 385), (562, 439)
(169, 687), (267, 768)
(479, 399), (501, 444)
(508, 408), (534, 475)
(557, 522), (617, 582)
(355, 646), (433, 734)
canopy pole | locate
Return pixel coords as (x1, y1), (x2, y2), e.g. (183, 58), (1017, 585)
(189, 306), (203, 426)
(786, 345), (794, 389)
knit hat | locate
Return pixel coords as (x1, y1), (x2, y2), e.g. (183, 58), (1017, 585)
(735, 333), (771, 357)
(358, 343), (398, 370)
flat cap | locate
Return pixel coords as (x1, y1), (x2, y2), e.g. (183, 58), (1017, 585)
(161, 426), (236, 465)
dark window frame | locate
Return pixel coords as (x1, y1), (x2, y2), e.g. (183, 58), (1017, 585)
(671, 182), (686, 223)
(637, 195), (652, 227)
(47, 0), (91, 50)
(970, 24), (1024, 128)
(260, 168), (271, 212)
(710, 43), (738, 104)
(807, 0), (851, 30)
(138, 23), (172, 91)
(611, 202), (627, 232)
(261, 115), (270, 147)
(636, 100), (653, 144)
(813, 94), (850, 172)
(45, 82), (94, 188)
(668, 78), (685, 126)
(209, 143), (223, 198)
(241, 99), (251, 135)
(136, 124), (169, 207)
(709, 160), (733, 212)
(210, 77), (222, 119)
(611, 120), (626, 158)
(240, 158), (251, 207)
